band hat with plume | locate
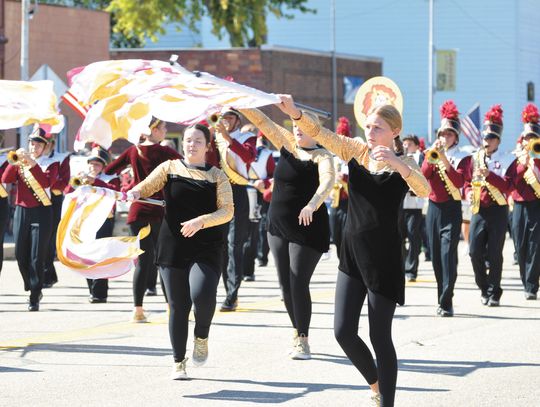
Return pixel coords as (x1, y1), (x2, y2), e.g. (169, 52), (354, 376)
(87, 144), (111, 166)
(482, 104), (503, 139)
(521, 103), (540, 138)
(29, 124), (54, 144)
(437, 100), (461, 137)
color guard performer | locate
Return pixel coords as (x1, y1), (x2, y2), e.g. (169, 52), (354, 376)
(461, 105), (512, 306)
(422, 100), (467, 317)
(240, 106), (334, 360)
(401, 135), (425, 282)
(104, 117), (181, 322)
(505, 103), (540, 300)
(1, 128), (57, 311)
(274, 90), (428, 407)
(129, 124), (233, 379)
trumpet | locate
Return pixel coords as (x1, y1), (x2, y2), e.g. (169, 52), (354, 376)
(7, 150), (24, 166)
(527, 138), (540, 159)
(69, 173), (91, 188)
(426, 148), (441, 164)
(207, 113), (222, 127)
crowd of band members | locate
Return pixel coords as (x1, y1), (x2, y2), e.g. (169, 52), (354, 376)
(1, 102), (539, 316)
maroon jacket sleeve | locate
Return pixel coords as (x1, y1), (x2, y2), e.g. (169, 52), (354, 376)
(448, 158), (466, 189)
(229, 136), (257, 164)
(104, 147), (131, 175)
(263, 155), (276, 188)
(421, 158), (434, 179)
(52, 156), (71, 191)
(461, 156), (473, 197)
(164, 147), (182, 160)
(1, 163), (19, 184)
(485, 172), (512, 194)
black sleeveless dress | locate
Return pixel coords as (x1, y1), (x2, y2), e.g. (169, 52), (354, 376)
(267, 147), (330, 253)
(156, 166), (228, 272)
(339, 159), (409, 305)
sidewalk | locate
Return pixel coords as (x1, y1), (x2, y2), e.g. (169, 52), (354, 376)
(0, 239), (539, 406)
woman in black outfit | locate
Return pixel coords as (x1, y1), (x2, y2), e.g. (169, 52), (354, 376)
(276, 95), (429, 407)
(240, 108), (334, 360)
(129, 124), (233, 380)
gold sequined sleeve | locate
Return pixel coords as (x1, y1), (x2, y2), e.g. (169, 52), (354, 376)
(198, 169), (234, 228)
(239, 108), (296, 151)
(306, 150), (336, 210)
(295, 111), (368, 162)
(131, 160), (170, 198)
(401, 156), (430, 198)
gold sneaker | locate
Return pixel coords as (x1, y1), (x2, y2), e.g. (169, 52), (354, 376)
(193, 337), (209, 366)
(290, 334), (311, 360)
(131, 311), (148, 323)
(171, 358), (188, 380)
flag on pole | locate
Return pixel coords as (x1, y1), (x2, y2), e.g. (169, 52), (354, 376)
(0, 80), (62, 129)
(63, 59), (281, 150)
(56, 185), (149, 279)
(461, 103), (482, 148)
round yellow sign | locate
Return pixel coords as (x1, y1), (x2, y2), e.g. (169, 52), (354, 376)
(354, 76), (403, 130)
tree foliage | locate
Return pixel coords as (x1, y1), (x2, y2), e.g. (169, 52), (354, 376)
(40, 0), (314, 48)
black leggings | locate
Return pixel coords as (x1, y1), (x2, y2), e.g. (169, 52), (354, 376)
(129, 220), (161, 307)
(268, 233), (322, 336)
(160, 263), (220, 362)
(334, 271), (397, 407)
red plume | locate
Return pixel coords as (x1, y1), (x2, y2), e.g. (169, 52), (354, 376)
(521, 103), (539, 124)
(484, 104), (503, 125)
(418, 137), (426, 152)
(440, 100), (459, 119)
(336, 116), (351, 138)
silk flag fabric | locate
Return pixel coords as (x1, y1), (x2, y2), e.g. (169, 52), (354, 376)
(0, 80), (61, 129)
(62, 59), (280, 150)
(57, 185), (150, 279)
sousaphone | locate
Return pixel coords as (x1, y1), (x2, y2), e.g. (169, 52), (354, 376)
(353, 76), (403, 129)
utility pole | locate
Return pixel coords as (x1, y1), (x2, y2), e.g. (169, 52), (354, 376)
(331, 0), (337, 130)
(428, 0), (434, 143)
(20, 0), (30, 146)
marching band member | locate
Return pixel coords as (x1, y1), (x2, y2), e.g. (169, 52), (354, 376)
(505, 103), (540, 300)
(104, 117), (181, 322)
(242, 129), (276, 281)
(240, 106), (334, 360)
(422, 100), (467, 317)
(461, 105), (512, 306)
(211, 109), (257, 311)
(329, 117), (351, 255)
(0, 154), (10, 277)
(67, 146), (120, 303)
(43, 130), (71, 289)
(128, 124), (233, 380)
(401, 134), (425, 282)
(1, 128), (57, 311)
(275, 94), (428, 407)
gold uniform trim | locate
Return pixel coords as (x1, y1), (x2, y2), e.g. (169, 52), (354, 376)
(240, 108), (335, 210)
(21, 165), (52, 206)
(295, 111), (430, 198)
(132, 159), (234, 229)
(524, 164), (540, 199)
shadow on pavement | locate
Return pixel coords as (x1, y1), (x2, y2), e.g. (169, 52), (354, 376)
(6, 343), (171, 358)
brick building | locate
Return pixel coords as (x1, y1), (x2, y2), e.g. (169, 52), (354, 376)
(111, 46), (382, 139)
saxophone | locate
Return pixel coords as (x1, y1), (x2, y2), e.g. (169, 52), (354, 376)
(471, 148), (487, 215)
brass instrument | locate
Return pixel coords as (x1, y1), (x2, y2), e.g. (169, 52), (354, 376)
(207, 113), (222, 127)
(7, 150), (25, 166)
(426, 148), (441, 164)
(471, 148), (487, 214)
(69, 173), (90, 189)
(527, 138), (540, 159)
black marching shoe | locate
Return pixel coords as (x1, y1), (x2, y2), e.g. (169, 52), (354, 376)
(145, 288), (158, 296)
(480, 295), (489, 305)
(439, 307), (454, 317)
(88, 296), (107, 304)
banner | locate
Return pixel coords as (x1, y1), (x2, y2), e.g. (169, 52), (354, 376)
(436, 50), (457, 92)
